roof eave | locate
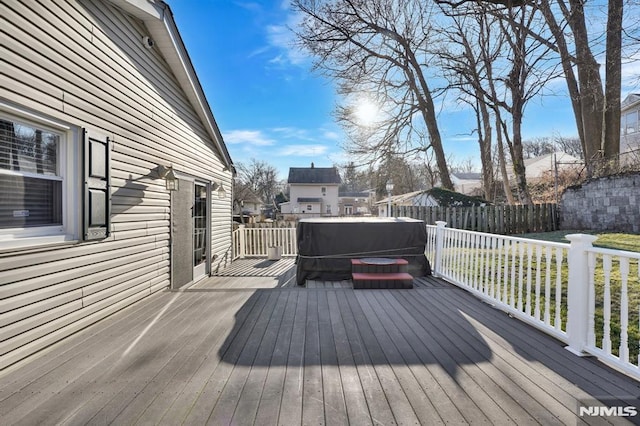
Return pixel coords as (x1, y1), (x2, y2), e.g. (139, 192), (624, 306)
(106, 0), (234, 172)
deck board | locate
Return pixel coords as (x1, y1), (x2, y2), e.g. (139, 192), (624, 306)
(0, 259), (639, 425)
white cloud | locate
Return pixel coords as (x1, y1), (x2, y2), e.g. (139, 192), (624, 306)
(235, 2), (262, 13)
(265, 13), (310, 67)
(223, 130), (275, 146)
(322, 130), (341, 141)
(271, 126), (315, 141)
(279, 144), (328, 156)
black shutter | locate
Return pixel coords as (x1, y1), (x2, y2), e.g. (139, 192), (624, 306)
(83, 129), (110, 240)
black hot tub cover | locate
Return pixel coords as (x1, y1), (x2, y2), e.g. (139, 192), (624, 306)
(295, 217), (431, 285)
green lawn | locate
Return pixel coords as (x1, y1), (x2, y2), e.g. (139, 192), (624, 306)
(518, 230), (640, 253)
(446, 230), (640, 362)
(516, 230), (640, 361)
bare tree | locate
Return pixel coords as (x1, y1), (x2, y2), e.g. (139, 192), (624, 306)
(236, 159), (280, 207)
(437, 0), (633, 176)
(554, 135), (583, 159)
(292, 0), (455, 190)
(522, 137), (555, 159)
(437, 8), (502, 200)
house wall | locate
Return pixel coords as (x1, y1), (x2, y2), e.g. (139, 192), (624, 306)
(452, 179), (482, 195)
(560, 173), (640, 233)
(338, 197), (371, 215)
(621, 101), (640, 154)
(288, 184), (339, 216)
(0, 0), (232, 369)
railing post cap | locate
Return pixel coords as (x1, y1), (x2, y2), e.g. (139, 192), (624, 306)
(435, 221), (447, 227)
(565, 233), (598, 245)
(239, 224), (246, 228)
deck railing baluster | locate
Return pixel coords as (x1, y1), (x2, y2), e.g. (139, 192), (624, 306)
(587, 252), (597, 348)
(535, 245), (542, 321)
(490, 237), (497, 300)
(425, 225), (640, 380)
(510, 241), (517, 308)
(544, 246), (552, 326)
(502, 239), (509, 303)
(518, 243), (525, 312)
(526, 244), (533, 316)
(602, 255), (612, 354)
(554, 247), (563, 331)
(619, 257), (630, 363)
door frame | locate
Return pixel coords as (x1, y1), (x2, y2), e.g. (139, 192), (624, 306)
(170, 173), (212, 289)
(193, 180), (211, 282)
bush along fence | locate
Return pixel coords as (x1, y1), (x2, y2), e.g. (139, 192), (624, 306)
(426, 222), (640, 381)
(394, 203), (558, 235)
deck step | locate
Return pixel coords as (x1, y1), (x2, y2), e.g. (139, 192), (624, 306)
(350, 258), (409, 273)
(351, 272), (414, 289)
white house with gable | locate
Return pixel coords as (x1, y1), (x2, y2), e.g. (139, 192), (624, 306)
(280, 163), (341, 217)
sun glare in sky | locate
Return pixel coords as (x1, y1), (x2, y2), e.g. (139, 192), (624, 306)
(354, 99), (380, 127)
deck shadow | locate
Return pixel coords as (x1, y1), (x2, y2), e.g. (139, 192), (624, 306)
(217, 286), (493, 381)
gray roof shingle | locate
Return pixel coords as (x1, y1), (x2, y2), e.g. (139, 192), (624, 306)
(288, 166), (341, 184)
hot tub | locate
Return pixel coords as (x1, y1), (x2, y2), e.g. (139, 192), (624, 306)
(295, 217), (431, 285)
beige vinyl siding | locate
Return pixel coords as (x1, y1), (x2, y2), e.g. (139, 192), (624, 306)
(0, 0), (233, 370)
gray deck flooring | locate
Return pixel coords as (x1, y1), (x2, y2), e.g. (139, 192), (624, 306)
(1, 259), (639, 425)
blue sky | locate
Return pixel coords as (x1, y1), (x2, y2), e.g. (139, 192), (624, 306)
(168, 1), (587, 180)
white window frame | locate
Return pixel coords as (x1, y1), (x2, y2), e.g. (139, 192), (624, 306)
(625, 110), (638, 135)
(0, 104), (80, 249)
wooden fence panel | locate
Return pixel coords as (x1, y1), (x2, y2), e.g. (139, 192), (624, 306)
(395, 204), (558, 235)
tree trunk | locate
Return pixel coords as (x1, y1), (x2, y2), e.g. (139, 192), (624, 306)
(510, 109), (533, 205)
(405, 47), (455, 191)
(538, 0), (586, 153)
(496, 115), (516, 205)
(474, 97), (495, 200)
(567, 0), (604, 173)
(602, 0), (623, 163)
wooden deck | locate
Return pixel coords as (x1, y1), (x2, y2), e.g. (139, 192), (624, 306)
(1, 259), (639, 425)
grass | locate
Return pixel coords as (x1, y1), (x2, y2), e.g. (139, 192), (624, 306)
(517, 230), (640, 253)
(443, 230), (640, 363)
(524, 230), (640, 362)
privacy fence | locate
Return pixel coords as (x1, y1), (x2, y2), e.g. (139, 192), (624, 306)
(393, 203), (559, 235)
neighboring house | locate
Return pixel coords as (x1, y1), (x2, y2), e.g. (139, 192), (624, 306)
(451, 172), (482, 195)
(233, 187), (264, 221)
(507, 152), (582, 182)
(376, 188), (487, 217)
(621, 93), (640, 154)
(0, 0), (234, 370)
(376, 190), (439, 217)
(338, 191), (374, 216)
(523, 152), (582, 180)
(280, 163), (341, 217)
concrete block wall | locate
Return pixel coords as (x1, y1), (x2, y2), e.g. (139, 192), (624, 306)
(560, 172), (640, 232)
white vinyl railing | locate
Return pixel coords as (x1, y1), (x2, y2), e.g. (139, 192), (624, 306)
(427, 221), (640, 380)
(232, 225), (297, 260)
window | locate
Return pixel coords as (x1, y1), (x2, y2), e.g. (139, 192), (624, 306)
(0, 108), (84, 247)
(625, 111), (638, 135)
(1, 117), (64, 228)
(306, 204), (312, 211)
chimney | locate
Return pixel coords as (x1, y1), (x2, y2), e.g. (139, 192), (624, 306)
(311, 162), (315, 168)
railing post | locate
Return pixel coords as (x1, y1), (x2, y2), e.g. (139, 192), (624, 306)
(238, 224), (246, 259)
(565, 233), (598, 355)
(434, 221), (447, 277)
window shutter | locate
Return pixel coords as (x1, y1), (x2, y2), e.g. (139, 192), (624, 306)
(83, 129), (110, 240)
